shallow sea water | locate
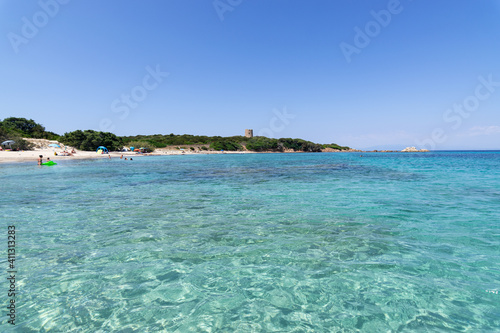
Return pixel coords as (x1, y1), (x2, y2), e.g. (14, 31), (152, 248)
(1, 152), (499, 332)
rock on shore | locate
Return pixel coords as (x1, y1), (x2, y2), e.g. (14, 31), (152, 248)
(401, 146), (429, 152)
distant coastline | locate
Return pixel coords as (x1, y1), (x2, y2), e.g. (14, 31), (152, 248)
(0, 139), (434, 165)
(0, 117), (433, 164)
(1, 117), (352, 155)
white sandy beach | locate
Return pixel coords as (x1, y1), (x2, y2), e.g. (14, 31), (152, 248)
(0, 149), (258, 164)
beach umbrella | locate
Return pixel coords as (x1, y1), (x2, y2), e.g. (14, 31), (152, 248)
(48, 144), (61, 148)
(1, 140), (15, 148)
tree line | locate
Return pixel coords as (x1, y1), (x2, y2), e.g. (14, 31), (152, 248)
(0, 117), (59, 150)
(0, 117), (350, 152)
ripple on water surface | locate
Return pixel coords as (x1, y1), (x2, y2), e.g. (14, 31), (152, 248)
(1, 152), (500, 331)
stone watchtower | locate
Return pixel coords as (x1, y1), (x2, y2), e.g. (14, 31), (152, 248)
(245, 129), (253, 138)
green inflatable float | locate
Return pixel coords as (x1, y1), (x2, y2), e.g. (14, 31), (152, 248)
(41, 161), (57, 166)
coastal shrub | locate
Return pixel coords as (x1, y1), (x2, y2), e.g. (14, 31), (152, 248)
(0, 126), (33, 150)
(0, 117), (60, 140)
(11, 137), (35, 150)
(243, 137), (325, 152)
(119, 133), (338, 153)
(127, 141), (155, 152)
(322, 143), (350, 150)
(277, 138), (323, 152)
(121, 133), (212, 146)
(1, 117), (44, 137)
(0, 131), (34, 150)
(246, 137), (279, 151)
(0, 117), (351, 153)
(0, 126), (9, 143)
(210, 140), (242, 151)
(59, 130), (123, 151)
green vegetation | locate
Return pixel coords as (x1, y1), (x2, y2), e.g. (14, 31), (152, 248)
(0, 117), (59, 140)
(278, 138), (323, 152)
(127, 141), (155, 152)
(210, 137), (243, 151)
(122, 134), (213, 147)
(59, 130), (123, 151)
(0, 125), (33, 150)
(0, 117), (61, 150)
(322, 143), (351, 150)
(1, 117), (350, 152)
(123, 133), (348, 152)
(245, 137), (278, 151)
(243, 137), (323, 152)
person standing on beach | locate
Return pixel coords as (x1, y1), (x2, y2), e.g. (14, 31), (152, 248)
(37, 155), (43, 165)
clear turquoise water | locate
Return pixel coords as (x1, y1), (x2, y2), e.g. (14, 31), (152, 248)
(1, 152), (500, 332)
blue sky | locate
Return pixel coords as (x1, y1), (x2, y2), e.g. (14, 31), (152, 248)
(1, 0), (500, 150)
